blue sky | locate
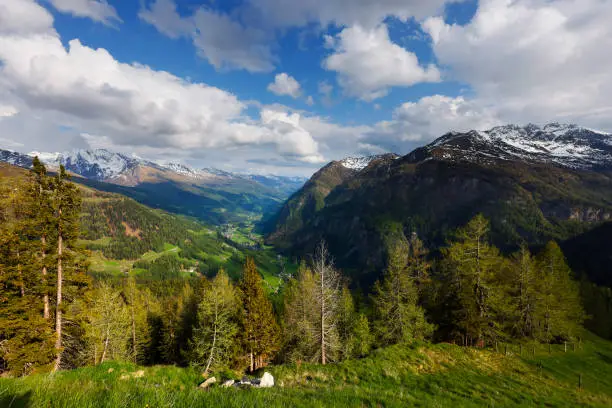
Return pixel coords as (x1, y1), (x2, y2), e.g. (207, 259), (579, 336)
(0, 0), (610, 175)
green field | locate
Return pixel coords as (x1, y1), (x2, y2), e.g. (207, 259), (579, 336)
(2, 332), (611, 407)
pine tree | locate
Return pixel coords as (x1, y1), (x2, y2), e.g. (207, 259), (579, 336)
(535, 241), (584, 342)
(373, 239), (433, 345)
(160, 283), (197, 364)
(188, 269), (239, 375)
(0, 170), (55, 375)
(239, 257), (280, 372)
(25, 157), (54, 320)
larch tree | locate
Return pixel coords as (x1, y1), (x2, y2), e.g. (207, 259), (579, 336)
(508, 245), (539, 338)
(83, 283), (131, 365)
(373, 238), (433, 346)
(311, 241), (342, 365)
(239, 257), (280, 372)
(281, 262), (319, 363)
(442, 215), (507, 346)
(189, 269), (239, 375)
(535, 241), (584, 342)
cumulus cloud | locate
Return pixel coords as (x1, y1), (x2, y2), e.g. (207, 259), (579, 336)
(323, 24), (440, 101)
(0, 0), (54, 35)
(267, 73), (302, 98)
(139, 0), (274, 72)
(0, 0), (323, 165)
(246, 0), (450, 28)
(365, 95), (501, 151)
(47, 0), (122, 26)
(423, 0), (612, 129)
(138, 0), (192, 39)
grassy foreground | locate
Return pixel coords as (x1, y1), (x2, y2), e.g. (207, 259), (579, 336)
(2, 333), (612, 407)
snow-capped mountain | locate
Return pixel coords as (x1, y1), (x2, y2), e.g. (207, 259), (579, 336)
(427, 123), (612, 170)
(0, 147), (307, 194)
(28, 149), (146, 181)
(0, 149), (33, 168)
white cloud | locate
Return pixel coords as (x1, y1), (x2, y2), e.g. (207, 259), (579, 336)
(423, 0), (612, 129)
(267, 73), (302, 98)
(0, 0), (54, 35)
(366, 95), (501, 151)
(47, 0), (122, 26)
(0, 0), (322, 165)
(139, 0), (274, 72)
(137, 0), (192, 39)
(323, 24), (440, 101)
(260, 110), (324, 163)
(306, 96), (315, 106)
(0, 105), (18, 118)
(247, 0), (450, 28)
(191, 8), (275, 72)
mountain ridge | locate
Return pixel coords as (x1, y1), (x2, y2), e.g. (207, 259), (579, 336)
(267, 122), (612, 283)
(0, 147), (306, 225)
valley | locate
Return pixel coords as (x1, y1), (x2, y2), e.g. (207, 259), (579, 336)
(2, 123), (612, 408)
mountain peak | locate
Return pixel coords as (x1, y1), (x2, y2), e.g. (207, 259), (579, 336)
(426, 123), (612, 170)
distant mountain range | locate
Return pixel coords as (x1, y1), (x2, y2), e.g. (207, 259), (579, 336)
(0, 147), (306, 225)
(267, 123), (612, 284)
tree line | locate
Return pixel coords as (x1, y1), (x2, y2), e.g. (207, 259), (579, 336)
(0, 162), (586, 377)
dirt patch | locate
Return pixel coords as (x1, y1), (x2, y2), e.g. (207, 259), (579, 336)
(122, 221), (142, 239)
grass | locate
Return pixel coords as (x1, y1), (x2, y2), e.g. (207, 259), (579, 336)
(2, 333), (612, 407)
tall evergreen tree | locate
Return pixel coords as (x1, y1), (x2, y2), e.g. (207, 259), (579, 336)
(0, 171), (55, 375)
(239, 257), (280, 372)
(26, 157), (54, 320)
(52, 165), (86, 371)
(373, 239), (433, 345)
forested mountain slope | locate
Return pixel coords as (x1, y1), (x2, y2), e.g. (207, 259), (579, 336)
(268, 124), (612, 282)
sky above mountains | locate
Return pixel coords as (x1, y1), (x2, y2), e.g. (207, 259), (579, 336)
(0, 0), (611, 176)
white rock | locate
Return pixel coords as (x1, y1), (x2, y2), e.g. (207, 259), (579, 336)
(259, 372), (274, 388)
(222, 379), (235, 388)
(199, 377), (216, 389)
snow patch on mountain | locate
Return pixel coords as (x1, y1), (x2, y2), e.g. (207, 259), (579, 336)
(429, 123), (612, 170)
(0, 149), (33, 168)
(340, 155), (398, 171)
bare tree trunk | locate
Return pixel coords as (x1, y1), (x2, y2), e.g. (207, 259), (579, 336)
(53, 218), (63, 372)
(249, 348), (254, 372)
(17, 250), (24, 297)
(204, 303), (218, 375)
(130, 283), (137, 362)
(42, 235), (49, 319)
(101, 325), (110, 363)
(321, 259), (326, 365)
